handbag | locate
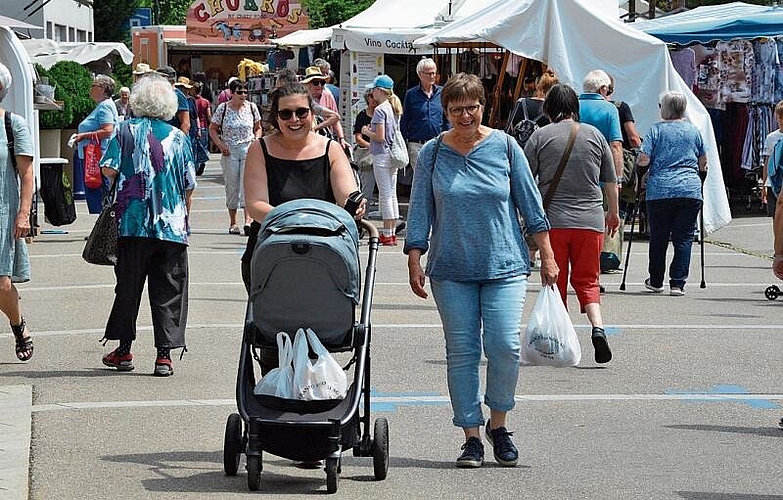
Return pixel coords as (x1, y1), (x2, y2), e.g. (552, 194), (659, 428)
(389, 125), (409, 170)
(82, 180), (118, 266)
(253, 332), (295, 398)
(292, 328), (348, 400)
(521, 284), (581, 367)
(83, 133), (103, 189)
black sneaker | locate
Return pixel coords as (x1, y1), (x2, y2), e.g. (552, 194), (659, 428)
(485, 422), (518, 467)
(591, 327), (613, 364)
(455, 436), (484, 468)
(779, 417), (783, 430)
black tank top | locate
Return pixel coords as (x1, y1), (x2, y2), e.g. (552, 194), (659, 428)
(260, 137), (335, 206)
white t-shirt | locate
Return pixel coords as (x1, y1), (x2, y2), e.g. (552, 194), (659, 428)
(764, 129), (783, 186)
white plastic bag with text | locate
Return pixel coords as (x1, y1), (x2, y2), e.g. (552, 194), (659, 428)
(292, 328), (348, 400)
(521, 285), (581, 367)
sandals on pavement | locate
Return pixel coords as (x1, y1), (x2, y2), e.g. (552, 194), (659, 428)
(11, 317), (33, 362)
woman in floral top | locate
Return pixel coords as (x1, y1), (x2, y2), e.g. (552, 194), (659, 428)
(209, 79), (262, 235)
(99, 74), (197, 377)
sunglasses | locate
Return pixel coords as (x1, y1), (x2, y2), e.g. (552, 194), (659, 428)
(277, 107), (311, 120)
(310, 80), (325, 87)
(234, 89), (248, 95)
(448, 104), (481, 116)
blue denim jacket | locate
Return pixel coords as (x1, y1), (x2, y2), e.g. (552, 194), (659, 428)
(399, 85), (450, 142)
(404, 130), (550, 282)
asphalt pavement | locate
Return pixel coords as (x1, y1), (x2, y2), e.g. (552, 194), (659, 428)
(1, 155), (782, 499)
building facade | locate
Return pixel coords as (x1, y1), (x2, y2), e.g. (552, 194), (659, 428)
(2, 0), (93, 42)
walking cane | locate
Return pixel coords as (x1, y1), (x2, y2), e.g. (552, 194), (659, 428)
(619, 193), (640, 291)
(699, 171), (707, 289)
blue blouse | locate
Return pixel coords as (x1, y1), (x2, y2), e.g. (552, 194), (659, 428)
(77, 99), (118, 159)
(404, 129), (550, 282)
(641, 120), (705, 201)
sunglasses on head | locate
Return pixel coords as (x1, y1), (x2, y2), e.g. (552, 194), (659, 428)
(277, 107), (311, 120)
(234, 89), (248, 95)
(310, 80), (325, 87)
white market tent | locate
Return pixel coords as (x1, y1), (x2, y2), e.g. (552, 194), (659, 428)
(415, 0), (731, 234)
(20, 39), (134, 70)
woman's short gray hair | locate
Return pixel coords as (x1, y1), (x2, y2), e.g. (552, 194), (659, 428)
(416, 57), (436, 74)
(93, 74), (116, 99)
(0, 62), (12, 102)
(582, 69), (610, 94)
(659, 91), (687, 120)
(129, 74), (178, 120)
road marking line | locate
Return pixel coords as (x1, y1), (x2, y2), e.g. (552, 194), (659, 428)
(26, 323), (783, 337)
(30, 393), (783, 413)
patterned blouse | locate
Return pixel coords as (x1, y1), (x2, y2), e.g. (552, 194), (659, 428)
(100, 118), (197, 245)
(212, 101), (261, 148)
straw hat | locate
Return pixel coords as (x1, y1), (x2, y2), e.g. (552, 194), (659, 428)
(174, 76), (194, 89)
(132, 62), (155, 75)
(300, 66), (326, 84)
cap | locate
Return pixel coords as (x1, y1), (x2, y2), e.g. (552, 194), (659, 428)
(372, 74), (394, 90)
(300, 66), (326, 84)
(132, 63), (155, 75)
(174, 76), (193, 89)
(156, 66), (177, 80)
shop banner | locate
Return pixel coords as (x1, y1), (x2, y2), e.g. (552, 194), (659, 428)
(186, 0), (309, 45)
(332, 28), (430, 55)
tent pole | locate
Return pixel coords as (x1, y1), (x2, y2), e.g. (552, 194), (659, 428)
(512, 57), (528, 103)
(488, 49), (509, 129)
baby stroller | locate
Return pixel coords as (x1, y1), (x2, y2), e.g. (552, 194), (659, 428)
(223, 198), (388, 493)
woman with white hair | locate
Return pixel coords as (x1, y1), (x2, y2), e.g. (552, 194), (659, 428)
(99, 74), (197, 377)
(637, 91), (707, 296)
(72, 74), (119, 213)
(0, 62), (34, 361)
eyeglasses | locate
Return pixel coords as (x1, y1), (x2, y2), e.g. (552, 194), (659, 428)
(234, 90), (248, 95)
(276, 107), (311, 120)
(310, 80), (325, 87)
(606, 85), (614, 96)
(420, 71), (436, 76)
(448, 104), (481, 116)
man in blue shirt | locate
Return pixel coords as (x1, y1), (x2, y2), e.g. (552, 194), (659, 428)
(400, 58), (450, 175)
(157, 66), (191, 137)
(579, 69), (624, 275)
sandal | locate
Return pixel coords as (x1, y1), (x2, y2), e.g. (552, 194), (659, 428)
(228, 225), (241, 235)
(11, 317), (33, 362)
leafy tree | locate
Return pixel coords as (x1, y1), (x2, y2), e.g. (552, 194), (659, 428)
(302, 0), (376, 29)
(655, 0), (772, 10)
(137, 0), (192, 25)
(93, 0), (140, 43)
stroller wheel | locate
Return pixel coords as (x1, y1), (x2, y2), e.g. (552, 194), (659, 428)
(247, 455), (262, 491)
(325, 457), (339, 494)
(372, 418), (389, 480)
(765, 285), (781, 300)
(223, 413), (243, 475)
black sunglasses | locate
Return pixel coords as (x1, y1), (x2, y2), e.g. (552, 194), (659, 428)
(277, 107), (311, 120)
(234, 89), (248, 95)
(310, 80), (325, 87)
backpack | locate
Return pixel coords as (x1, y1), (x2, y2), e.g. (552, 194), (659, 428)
(508, 99), (544, 149)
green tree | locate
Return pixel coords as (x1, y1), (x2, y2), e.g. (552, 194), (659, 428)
(94, 0), (140, 43)
(138, 0), (192, 25)
(302, 0), (376, 29)
(655, 0), (772, 10)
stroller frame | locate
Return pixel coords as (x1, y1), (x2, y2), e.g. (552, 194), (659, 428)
(223, 214), (387, 494)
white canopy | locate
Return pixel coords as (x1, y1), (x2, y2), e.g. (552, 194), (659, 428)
(271, 26), (333, 47)
(20, 39), (134, 70)
(415, 0), (730, 234)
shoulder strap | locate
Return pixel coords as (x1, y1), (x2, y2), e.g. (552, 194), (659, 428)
(259, 136), (270, 161)
(521, 99), (530, 121)
(430, 133), (445, 172)
(542, 122), (579, 210)
(5, 111), (16, 173)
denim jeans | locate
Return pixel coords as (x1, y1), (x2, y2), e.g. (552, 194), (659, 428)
(430, 275), (528, 428)
(646, 197), (702, 289)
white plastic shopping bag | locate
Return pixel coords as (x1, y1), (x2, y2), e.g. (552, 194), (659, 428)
(521, 284), (581, 367)
(253, 332), (295, 398)
(292, 328), (348, 400)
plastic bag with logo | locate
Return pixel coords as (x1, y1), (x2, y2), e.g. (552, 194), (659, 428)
(521, 284), (581, 367)
(292, 328), (348, 400)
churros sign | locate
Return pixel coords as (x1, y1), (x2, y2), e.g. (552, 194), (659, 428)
(186, 0), (309, 45)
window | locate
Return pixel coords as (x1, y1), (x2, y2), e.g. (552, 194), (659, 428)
(54, 24), (66, 42)
(46, 22), (52, 40)
(88, 32), (93, 42)
(77, 29), (86, 42)
(68, 27), (75, 42)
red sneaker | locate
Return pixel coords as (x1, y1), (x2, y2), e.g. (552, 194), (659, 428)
(102, 349), (134, 371)
(379, 234), (397, 246)
(154, 357), (173, 377)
